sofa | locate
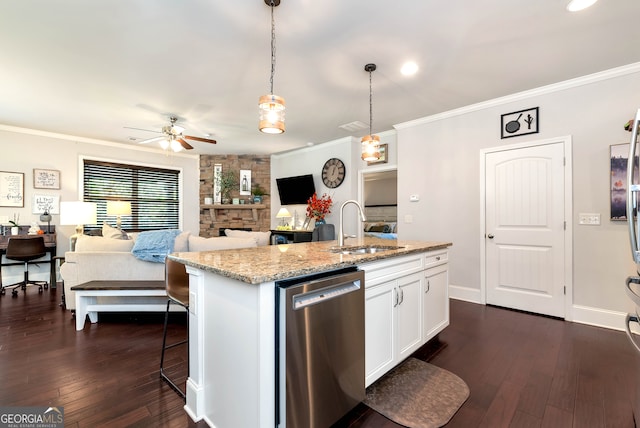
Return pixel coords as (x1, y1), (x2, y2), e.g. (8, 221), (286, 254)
(60, 229), (265, 311)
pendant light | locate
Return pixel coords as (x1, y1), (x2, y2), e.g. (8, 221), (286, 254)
(259, 0), (285, 134)
(361, 63), (381, 161)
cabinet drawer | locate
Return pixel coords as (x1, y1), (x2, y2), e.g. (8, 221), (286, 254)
(424, 250), (448, 268)
(361, 254), (424, 287)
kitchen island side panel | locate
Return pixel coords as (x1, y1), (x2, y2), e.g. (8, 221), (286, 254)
(186, 267), (276, 428)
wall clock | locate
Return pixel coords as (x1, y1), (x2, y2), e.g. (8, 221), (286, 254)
(322, 158), (346, 188)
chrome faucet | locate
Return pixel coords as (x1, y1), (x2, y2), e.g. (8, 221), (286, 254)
(338, 200), (367, 246)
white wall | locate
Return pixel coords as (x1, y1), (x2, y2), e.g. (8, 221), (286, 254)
(0, 127), (200, 282)
(271, 131), (398, 237)
(396, 63), (640, 323)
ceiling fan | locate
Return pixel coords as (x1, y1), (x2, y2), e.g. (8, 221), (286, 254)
(131, 116), (217, 151)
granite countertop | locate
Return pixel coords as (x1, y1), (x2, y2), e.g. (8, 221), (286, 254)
(168, 237), (452, 285)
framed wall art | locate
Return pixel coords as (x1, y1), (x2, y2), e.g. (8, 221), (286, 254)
(32, 194), (60, 214)
(501, 107), (539, 139)
(367, 144), (388, 165)
(240, 169), (252, 196)
(33, 168), (61, 189)
(610, 143), (638, 221)
(0, 171), (24, 207)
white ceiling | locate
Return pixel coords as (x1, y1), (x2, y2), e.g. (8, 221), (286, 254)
(1, 0), (639, 155)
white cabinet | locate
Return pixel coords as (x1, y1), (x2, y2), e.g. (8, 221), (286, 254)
(362, 254), (425, 386)
(423, 263), (449, 342)
(362, 250), (449, 387)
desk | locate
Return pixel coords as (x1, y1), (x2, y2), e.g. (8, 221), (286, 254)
(0, 230), (57, 288)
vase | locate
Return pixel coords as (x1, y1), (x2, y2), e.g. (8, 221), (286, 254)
(10, 226), (19, 235)
(253, 195), (263, 204)
(314, 218), (326, 227)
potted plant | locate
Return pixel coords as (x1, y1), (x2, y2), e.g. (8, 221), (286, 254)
(8, 214), (19, 235)
(216, 170), (238, 204)
(251, 183), (269, 204)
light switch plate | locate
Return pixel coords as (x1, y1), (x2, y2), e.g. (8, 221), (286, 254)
(409, 194), (419, 202)
(578, 213), (600, 225)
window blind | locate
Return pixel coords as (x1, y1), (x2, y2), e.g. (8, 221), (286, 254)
(83, 159), (180, 231)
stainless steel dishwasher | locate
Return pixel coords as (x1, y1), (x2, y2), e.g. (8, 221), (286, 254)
(276, 267), (365, 428)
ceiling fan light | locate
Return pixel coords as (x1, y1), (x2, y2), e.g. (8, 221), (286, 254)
(159, 139), (170, 150)
(170, 139), (183, 152)
(259, 94), (286, 134)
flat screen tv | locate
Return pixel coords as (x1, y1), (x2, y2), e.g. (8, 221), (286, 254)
(276, 174), (316, 205)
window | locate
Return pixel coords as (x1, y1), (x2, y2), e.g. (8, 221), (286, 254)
(83, 159), (180, 231)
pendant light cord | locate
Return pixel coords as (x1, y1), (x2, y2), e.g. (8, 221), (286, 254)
(368, 69), (373, 136)
(269, 0), (276, 95)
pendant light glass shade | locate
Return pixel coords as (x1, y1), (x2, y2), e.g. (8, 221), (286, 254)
(361, 135), (381, 161)
(361, 63), (381, 161)
(259, 94), (286, 134)
(259, 0), (285, 134)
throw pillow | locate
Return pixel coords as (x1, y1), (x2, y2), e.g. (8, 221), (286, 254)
(188, 236), (257, 251)
(174, 231), (191, 252)
(75, 235), (135, 252)
(102, 223), (129, 240)
(224, 229), (271, 246)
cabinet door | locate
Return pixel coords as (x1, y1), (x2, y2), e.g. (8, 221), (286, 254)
(396, 272), (423, 361)
(423, 264), (449, 343)
(365, 281), (396, 387)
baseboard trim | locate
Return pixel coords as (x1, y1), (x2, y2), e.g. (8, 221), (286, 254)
(447, 287), (640, 334)
(448, 284), (482, 304)
(571, 304), (640, 334)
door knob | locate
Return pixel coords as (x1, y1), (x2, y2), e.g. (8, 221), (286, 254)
(487, 234), (494, 239)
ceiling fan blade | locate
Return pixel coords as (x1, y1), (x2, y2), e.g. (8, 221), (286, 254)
(137, 136), (166, 145)
(124, 126), (161, 134)
(177, 138), (194, 150)
(184, 135), (217, 144)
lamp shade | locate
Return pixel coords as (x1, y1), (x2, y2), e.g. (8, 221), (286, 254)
(259, 94), (286, 134)
(276, 207), (291, 218)
(361, 135), (381, 161)
(106, 201), (132, 217)
(60, 201), (97, 226)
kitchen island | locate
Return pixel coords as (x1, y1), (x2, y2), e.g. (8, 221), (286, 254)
(168, 237), (451, 428)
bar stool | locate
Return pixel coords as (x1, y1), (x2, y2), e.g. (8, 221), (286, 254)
(159, 258), (189, 400)
(1, 236), (48, 297)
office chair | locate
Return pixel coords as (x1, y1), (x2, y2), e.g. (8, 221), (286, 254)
(312, 223), (335, 241)
(160, 258), (189, 401)
(1, 236), (48, 297)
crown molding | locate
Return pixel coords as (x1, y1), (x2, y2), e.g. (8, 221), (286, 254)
(395, 62), (640, 130)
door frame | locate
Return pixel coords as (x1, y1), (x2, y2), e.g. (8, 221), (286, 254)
(479, 136), (574, 320)
(358, 165), (398, 239)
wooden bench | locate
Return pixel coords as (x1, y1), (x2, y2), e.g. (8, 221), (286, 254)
(71, 280), (171, 331)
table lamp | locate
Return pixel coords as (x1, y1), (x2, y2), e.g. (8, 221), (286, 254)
(106, 201), (132, 229)
(276, 207), (291, 227)
(60, 201), (97, 251)
(39, 211), (52, 234)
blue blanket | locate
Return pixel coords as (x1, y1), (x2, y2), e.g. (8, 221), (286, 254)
(132, 229), (182, 263)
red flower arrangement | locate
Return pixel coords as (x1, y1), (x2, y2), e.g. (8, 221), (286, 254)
(306, 193), (333, 220)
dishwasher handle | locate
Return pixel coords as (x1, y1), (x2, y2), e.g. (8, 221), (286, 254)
(292, 280), (362, 310)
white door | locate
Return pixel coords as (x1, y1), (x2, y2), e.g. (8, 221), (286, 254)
(485, 142), (565, 318)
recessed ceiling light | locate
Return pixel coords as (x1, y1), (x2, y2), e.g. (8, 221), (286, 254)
(566, 0), (598, 12)
(401, 61), (419, 76)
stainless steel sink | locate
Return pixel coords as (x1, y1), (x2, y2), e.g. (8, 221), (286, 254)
(328, 245), (405, 255)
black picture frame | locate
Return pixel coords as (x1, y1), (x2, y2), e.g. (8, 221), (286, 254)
(501, 107), (539, 139)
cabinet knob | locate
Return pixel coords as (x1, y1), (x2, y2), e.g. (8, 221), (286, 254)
(487, 234), (494, 239)
(435, 256), (440, 261)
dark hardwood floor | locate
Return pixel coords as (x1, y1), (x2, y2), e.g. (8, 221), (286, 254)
(1, 286), (638, 427)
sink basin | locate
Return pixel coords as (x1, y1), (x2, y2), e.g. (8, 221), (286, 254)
(328, 245), (405, 255)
